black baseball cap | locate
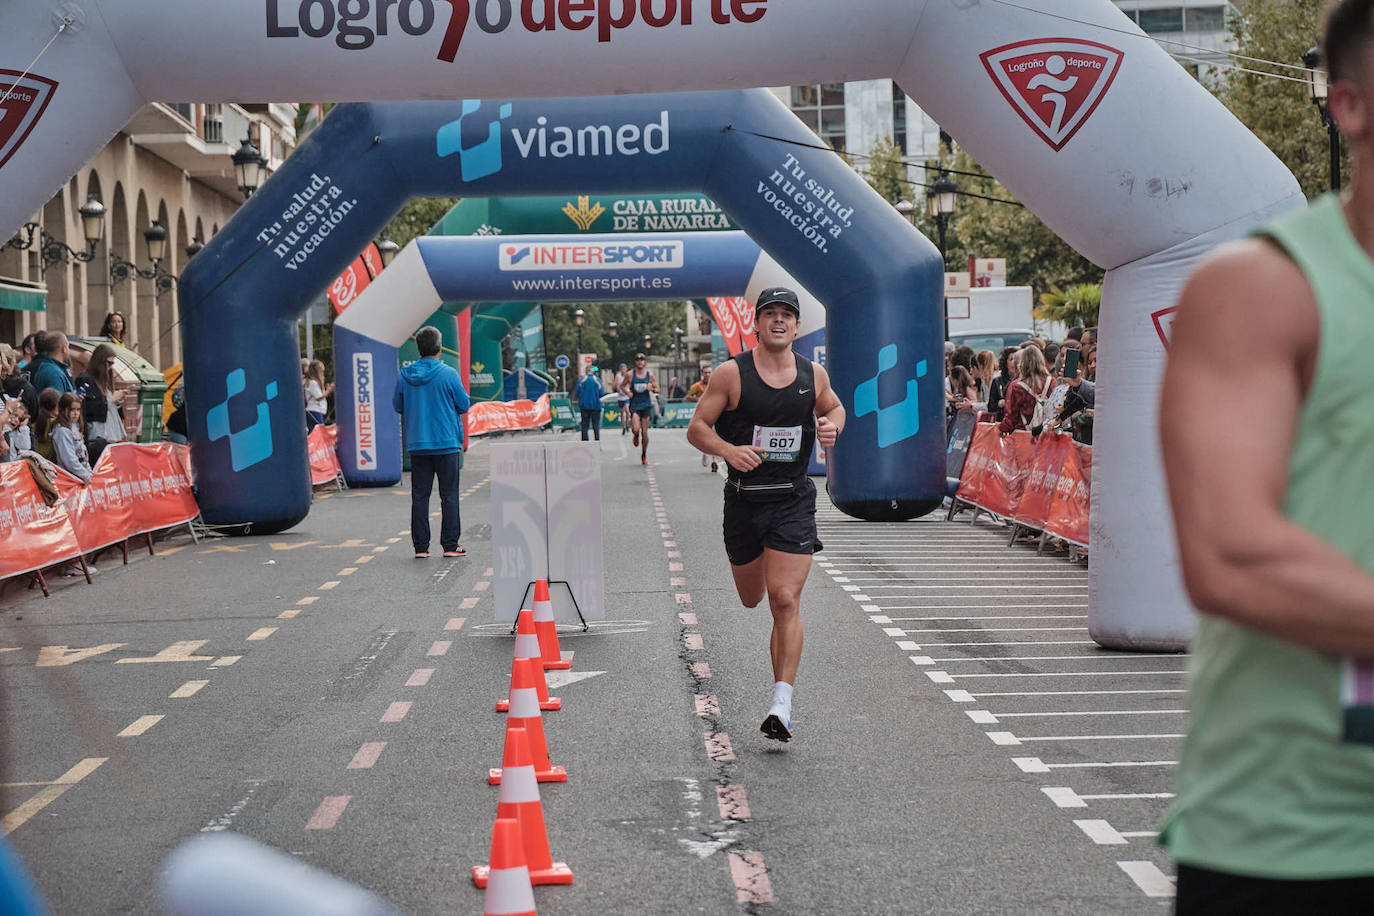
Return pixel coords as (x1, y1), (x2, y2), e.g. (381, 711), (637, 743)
(634, 352), (647, 360)
(755, 287), (801, 318)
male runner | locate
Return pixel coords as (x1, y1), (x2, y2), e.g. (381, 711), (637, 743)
(685, 365), (718, 472)
(687, 288), (843, 741)
(1159, 1), (1374, 908)
(620, 352), (658, 465)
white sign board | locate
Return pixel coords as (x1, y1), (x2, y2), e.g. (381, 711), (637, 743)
(491, 441), (605, 623)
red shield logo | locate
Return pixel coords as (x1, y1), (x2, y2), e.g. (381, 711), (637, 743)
(0, 70), (59, 170)
(980, 39), (1123, 152)
(1151, 306), (1177, 350)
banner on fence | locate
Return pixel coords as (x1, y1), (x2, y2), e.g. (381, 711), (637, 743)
(53, 442), (200, 554)
(0, 461), (83, 579)
(308, 424), (343, 486)
(466, 394), (553, 437)
(956, 424), (1091, 547)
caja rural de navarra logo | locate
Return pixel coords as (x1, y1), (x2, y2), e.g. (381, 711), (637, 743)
(265, 0), (771, 62)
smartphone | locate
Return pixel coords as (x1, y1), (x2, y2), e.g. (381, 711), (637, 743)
(1063, 348), (1081, 379)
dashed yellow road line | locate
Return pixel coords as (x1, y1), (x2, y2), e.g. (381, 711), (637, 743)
(338, 568), (357, 576)
(319, 581), (339, 590)
(2, 758), (107, 836)
(210, 656), (242, 667)
(372, 546), (388, 554)
(386, 537), (401, 544)
(37, 644), (125, 667)
(170, 680), (208, 698)
(117, 640), (212, 664)
(355, 556), (372, 564)
(247, 628), (278, 641)
(278, 610), (299, 620)
(119, 715), (164, 737)
(297, 596), (319, 606)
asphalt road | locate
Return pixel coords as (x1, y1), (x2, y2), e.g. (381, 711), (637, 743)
(0, 428), (1181, 914)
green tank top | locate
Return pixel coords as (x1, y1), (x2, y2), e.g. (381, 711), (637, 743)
(1160, 194), (1374, 878)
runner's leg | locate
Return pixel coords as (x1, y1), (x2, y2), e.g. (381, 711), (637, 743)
(762, 548), (810, 685)
(729, 555), (767, 609)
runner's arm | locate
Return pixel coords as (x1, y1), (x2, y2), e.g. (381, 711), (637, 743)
(812, 364), (845, 448)
(686, 362), (763, 471)
(1161, 239), (1374, 655)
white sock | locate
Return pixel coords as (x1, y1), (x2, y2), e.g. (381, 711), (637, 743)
(768, 681), (793, 721)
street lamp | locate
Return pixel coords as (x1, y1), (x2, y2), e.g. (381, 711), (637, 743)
(232, 136), (268, 199)
(110, 220), (178, 297)
(5, 193), (106, 274)
(185, 235), (205, 259)
(573, 307), (585, 357)
(1304, 47), (1341, 191)
(605, 320), (617, 365)
(894, 199), (915, 221)
(377, 236), (400, 267)
(673, 325), (683, 361)
(642, 332), (652, 353)
(926, 172), (958, 341)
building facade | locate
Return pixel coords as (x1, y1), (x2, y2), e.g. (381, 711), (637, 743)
(0, 102), (296, 369)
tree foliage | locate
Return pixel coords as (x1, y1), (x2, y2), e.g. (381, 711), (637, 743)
(537, 301), (698, 377)
(382, 197), (461, 247)
(851, 136), (907, 205)
(1036, 283), (1102, 327)
(1213, 0), (1344, 200)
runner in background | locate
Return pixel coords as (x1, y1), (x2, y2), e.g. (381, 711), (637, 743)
(685, 365), (718, 472)
(614, 362), (631, 436)
(621, 352), (658, 466)
(687, 288), (844, 742)
(1159, 0), (1374, 908)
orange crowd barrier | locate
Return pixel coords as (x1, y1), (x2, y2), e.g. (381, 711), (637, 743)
(466, 394), (553, 438)
(954, 423), (1091, 548)
(3, 442), (199, 584)
(308, 424), (343, 486)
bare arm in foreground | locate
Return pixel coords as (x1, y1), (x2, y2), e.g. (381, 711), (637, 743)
(1161, 238), (1374, 655)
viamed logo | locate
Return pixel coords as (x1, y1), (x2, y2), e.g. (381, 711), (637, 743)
(0, 71), (58, 170)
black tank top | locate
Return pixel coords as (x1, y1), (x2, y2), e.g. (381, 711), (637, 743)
(716, 350), (816, 497)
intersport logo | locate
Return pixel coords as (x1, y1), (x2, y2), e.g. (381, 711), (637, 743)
(353, 352), (376, 469)
(499, 241), (684, 270)
(265, 0), (770, 61)
(0, 70), (59, 170)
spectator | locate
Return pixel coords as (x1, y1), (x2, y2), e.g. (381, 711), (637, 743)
(51, 391), (92, 483)
(28, 331), (75, 395)
(575, 363), (604, 441)
(3, 396), (31, 461)
(394, 326), (471, 559)
(949, 366), (984, 416)
(1060, 345), (1096, 444)
(1043, 342), (1061, 373)
(1081, 326), (1096, 349)
(999, 344), (1052, 435)
(31, 388), (60, 461)
(99, 312), (127, 346)
(75, 343), (126, 464)
(667, 376), (687, 400)
(976, 350), (997, 395)
(16, 333), (37, 370)
(304, 359), (329, 431)
(1065, 326), (1084, 344)
(1, 344), (37, 417)
(987, 347), (1018, 422)
(613, 362), (631, 436)
(164, 380), (188, 445)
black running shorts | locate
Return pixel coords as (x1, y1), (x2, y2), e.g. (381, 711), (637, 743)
(632, 405), (653, 419)
(722, 477), (822, 566)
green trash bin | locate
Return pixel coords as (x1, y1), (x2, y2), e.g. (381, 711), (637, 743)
(69, 337), (167, 442)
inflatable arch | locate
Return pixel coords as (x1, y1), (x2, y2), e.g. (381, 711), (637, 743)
(1, 0), (1302, 651)
(332, 230), (822, 484)
(175, 90), (944, 527)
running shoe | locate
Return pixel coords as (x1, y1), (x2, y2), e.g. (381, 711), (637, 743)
(443, 546), (467, 557)
(414, 551), (429, 559)
(641, 455), (648, 465)
(760, 714), (792, 742)
(633, 429), (640, 448)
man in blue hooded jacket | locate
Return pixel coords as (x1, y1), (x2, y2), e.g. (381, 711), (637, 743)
(393, 326), (470, 559)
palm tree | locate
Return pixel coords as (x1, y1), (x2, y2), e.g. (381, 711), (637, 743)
(1036, 283), (1101, 328)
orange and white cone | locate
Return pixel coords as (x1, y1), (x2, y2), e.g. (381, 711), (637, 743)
(498, 609), (560, 712)
(480, 817), (537, 916)
(473, 725), (573, 888)
(490, 657), (567, 785)
(532, 579), (571, 670)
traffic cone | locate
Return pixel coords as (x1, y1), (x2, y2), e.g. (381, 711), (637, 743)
(473, 725), (573, 888)
(532, 579), (571, 670)
(490, 657), (567, 785)
(480, 818), (536, 916)
(498, 609), (560, 712)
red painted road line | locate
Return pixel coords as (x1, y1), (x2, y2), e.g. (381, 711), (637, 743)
(717, 785), (751, 820)
(669, 562), (684, 571)
(460, 597), (480, 609)
(381, 702), (412, 722)
(671, 577), (686, 587)
(668, 551), (681, 558)
(690, 662), (711, 678)
(406, 668), (435, 686)
(676, 593), (692, 605)
(694, 694), (720, 717)
(473, 581), (490, 591)
(445, 617), (466, 630)
(728, 851), (775, 903)
(679, 612), (697, 625)
(347, 741), (387, 769)
(684, 634), (704, 650)
(305, 796), (351, 830)
(705, 733), (736, 762)
(664, 541), (677, 548)
(427, 641), (452, 657)
(484, 568), (494, 576)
